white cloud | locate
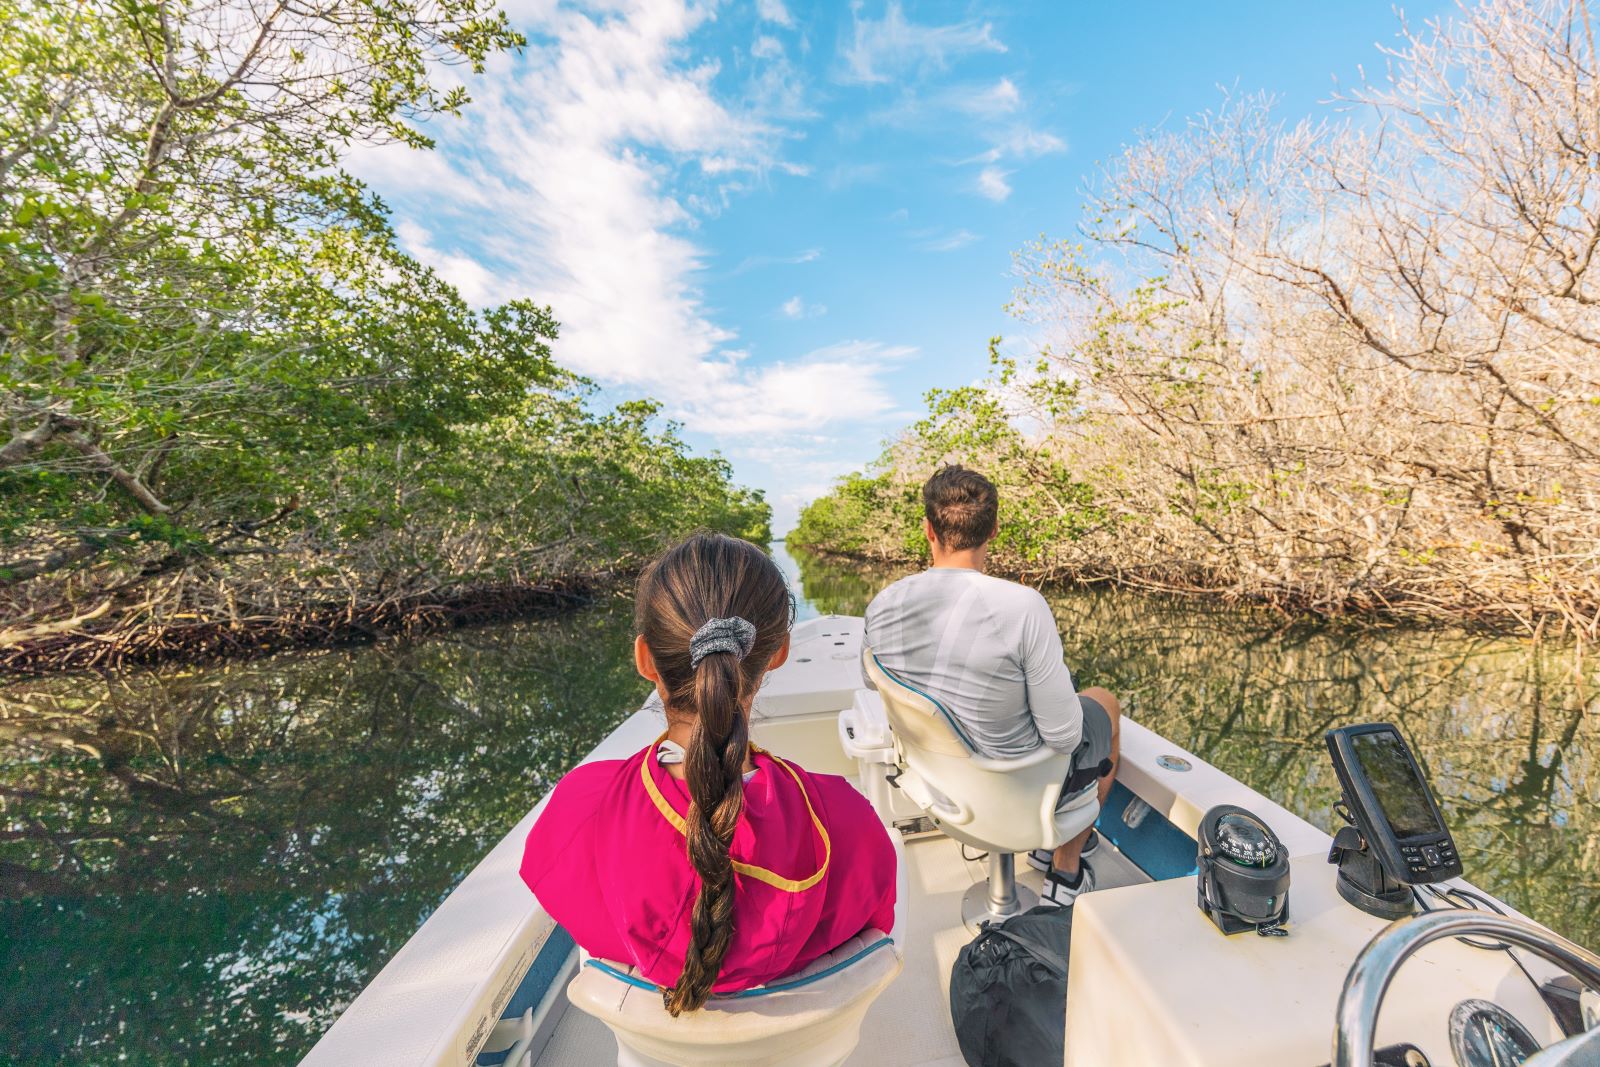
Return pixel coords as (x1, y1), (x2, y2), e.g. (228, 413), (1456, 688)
(780, 295), (827, 319)
(1001, 127), (1067, 157)
(729, 247), (822, 274)
(832, 61), (1062, 196)
(977, 166), (1012, 201)
(961, 126), (1067, 165)
(692, 341), (913, 436)
(861, 76), (1034, 130)
(918, 229), (980, 252)
(357, 1), (749, 388)
(725, 438), (883, 535)
(963, 77), (1020, 116)
(745, 14), (815, 123)
(757, 0), (794, 27)
(840, 1), (1006, 85)
(700, 154), (750, 175)
(353, 0), (906, 454)
(860, 80), (1044, 135)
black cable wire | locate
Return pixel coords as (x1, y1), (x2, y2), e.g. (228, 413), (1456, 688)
(1413, 884), (1513, 950)
(1412, 882), (1553, 1024)
(960, 844), (989, 863)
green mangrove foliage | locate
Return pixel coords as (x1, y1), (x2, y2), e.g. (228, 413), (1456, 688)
(795, 0), (1600, 632)
(0, 0), (767, 667)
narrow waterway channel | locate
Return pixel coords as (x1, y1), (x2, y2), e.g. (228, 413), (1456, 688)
(1, 543), (1595, 1064)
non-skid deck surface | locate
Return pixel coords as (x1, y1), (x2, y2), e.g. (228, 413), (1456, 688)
(535, 832), (1150, 1066)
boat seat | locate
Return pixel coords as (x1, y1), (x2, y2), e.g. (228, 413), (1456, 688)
(565, 822), (908, 1067)
(862, 648), (1100, 929)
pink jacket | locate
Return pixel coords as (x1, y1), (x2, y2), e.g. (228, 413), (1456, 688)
(521, 739), (897, 992)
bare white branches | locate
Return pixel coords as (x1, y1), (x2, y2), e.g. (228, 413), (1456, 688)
(849, 0), (1600, 634)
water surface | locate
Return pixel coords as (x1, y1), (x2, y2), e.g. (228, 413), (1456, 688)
(0, 600), (648, 1065)
(1, 546), (1595, 1064)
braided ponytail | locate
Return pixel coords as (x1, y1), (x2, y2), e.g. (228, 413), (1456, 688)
(665, 648), (747, 1014)
(634, 533), (793, 1016)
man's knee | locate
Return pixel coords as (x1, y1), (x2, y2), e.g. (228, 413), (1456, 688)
(1080, 686), (1122, 732)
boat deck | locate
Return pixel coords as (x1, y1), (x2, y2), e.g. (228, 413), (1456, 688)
(537, 825), (1152, 1066)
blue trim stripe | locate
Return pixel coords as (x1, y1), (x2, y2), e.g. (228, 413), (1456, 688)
(583, 960), (659, 993)
(584, 937), (894, 999)
(871, 655), (979, 753)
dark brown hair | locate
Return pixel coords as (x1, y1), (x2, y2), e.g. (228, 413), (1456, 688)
(923, 465), (999, 551)
(635, 532), (793, 1015)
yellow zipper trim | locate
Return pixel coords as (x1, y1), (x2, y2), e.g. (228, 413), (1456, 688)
(640, 731), (831, 893)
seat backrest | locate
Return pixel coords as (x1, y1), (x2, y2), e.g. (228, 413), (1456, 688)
(564, 818), (909, 1067)
(567, 933), (901, 1067)
(860, 651), (973, 759)
(862, 646), (1093, 854)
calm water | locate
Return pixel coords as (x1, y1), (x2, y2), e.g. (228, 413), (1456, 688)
(2, 546), (1596, 1063)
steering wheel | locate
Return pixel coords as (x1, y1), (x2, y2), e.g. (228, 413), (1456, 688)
(1333, 910), (1600, 1067)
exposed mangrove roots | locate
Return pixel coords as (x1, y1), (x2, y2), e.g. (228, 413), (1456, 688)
(0, 579), (598, 676)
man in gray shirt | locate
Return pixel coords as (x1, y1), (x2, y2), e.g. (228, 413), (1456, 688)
(864, 466), (1121, 904)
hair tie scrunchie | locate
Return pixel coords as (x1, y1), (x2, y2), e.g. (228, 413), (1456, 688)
(689, 616), (757, 668)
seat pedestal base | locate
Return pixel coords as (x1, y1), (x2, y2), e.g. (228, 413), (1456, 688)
(961, 852), (1036, 932)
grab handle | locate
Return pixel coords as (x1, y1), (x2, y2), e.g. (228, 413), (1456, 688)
(893, 767), (972, 824)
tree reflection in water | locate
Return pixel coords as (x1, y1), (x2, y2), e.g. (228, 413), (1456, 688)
(0, 603), (646, 1065)
(786, 545), (1598, 952)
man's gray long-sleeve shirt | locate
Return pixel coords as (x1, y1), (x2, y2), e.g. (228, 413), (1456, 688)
(862, 567), (1084, 759)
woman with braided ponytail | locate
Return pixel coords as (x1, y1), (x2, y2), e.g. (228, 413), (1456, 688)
(521, 533), (897, 1014)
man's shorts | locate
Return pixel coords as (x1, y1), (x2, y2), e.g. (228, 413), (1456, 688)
(1057, 695), (1115, 805)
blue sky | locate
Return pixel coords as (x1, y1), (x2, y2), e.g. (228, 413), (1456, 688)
(354, 0), (1441, 534)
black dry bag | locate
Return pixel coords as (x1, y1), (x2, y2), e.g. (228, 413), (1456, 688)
(948, 904), (1072, 1067)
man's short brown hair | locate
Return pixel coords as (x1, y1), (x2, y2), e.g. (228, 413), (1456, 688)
(922, 466), (999, 551)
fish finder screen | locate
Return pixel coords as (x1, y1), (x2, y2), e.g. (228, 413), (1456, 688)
(1352, 731), (1444, 840)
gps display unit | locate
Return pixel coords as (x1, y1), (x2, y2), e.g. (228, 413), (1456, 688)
(1326, 723), (1461, 887)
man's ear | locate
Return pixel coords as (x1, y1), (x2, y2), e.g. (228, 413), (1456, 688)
(766, 633), (791, 673)
(923, 517), (938, 548)
(988, 522), (999, 543)
(634, 634), (660, 683)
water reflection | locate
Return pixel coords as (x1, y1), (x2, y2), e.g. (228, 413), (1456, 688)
(775, 540), (905, 620)
(786, 545), (1599, 950)
(0, 602), (648, 1065)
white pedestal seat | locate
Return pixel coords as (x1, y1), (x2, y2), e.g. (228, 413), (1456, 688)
(862, 648), (1100, 929)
